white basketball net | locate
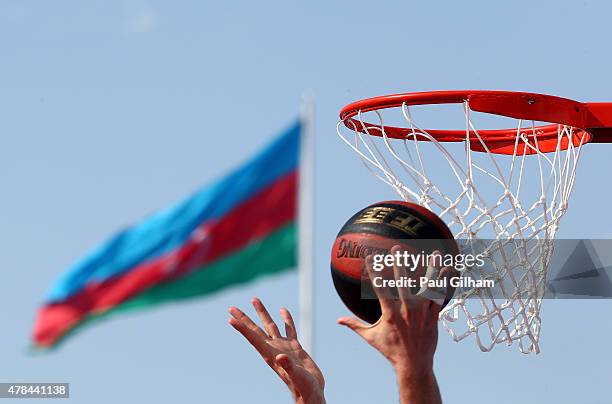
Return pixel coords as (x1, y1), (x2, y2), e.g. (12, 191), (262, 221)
(337, 102), (588, 353)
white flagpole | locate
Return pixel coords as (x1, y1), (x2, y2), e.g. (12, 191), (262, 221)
(298, 94), (315, 355)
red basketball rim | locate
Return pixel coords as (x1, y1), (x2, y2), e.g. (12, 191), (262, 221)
(339, 90), (612, 154)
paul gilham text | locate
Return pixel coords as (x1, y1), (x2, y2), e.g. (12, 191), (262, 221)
(372, 276), (495, 289)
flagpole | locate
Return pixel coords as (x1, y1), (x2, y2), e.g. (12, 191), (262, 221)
(299, 94), (315, 355)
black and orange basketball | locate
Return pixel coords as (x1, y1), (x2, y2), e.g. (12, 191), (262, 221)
(330, 200), (458, 324)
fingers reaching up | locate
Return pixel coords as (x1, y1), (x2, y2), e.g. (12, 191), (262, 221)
(280, 307), (298, 340)
(228, 306), (267, 347)
(252, 297), (282, 338)
(228, 298), (326, 404)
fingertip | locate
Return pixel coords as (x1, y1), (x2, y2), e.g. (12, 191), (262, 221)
(228, 306), (240, 317)
(252, 298), (264, 310)
(390, 245), (402, 253)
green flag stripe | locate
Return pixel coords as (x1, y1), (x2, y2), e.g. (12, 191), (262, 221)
(115, 221), (297, 312)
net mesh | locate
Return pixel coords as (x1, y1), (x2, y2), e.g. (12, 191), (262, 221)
(337, 102), (587, 353)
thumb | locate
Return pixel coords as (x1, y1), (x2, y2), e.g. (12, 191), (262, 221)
(276, 354), (309, 389)
(337, 316), (368, 338)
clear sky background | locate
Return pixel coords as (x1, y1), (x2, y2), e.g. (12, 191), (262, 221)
(2, 1), (612, 403)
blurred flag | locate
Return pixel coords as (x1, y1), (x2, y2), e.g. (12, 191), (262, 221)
(32, 121), (301, 349)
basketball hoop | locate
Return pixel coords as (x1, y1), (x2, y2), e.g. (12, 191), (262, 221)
(337, 90), (612, 353)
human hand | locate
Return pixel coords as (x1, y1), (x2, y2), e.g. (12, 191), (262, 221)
(337, 247), (453, 404)
(228, 298), (325, 404)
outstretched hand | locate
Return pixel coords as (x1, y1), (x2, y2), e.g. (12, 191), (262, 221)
(228, 298), (325, 404)
(337, 246), (453, 404)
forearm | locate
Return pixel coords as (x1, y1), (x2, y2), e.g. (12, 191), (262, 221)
(395, 368), (442, 404)
(295, 392), (326, 404)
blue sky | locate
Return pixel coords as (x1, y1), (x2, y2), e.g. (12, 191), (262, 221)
(2, 1), (612, 403)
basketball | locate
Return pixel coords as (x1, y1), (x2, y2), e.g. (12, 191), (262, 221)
(330, 200), (458, 324)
